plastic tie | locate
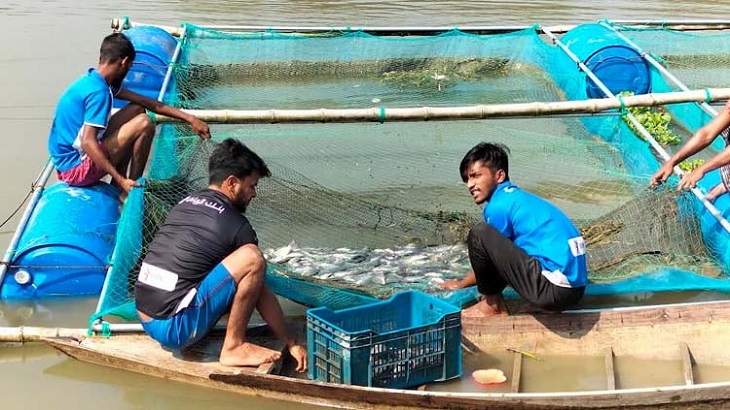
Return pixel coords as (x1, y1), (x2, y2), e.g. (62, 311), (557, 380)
(146, 110), (157, 125)
(704, 88), (712, 104)
(378, 107), (386, 123)
(618, 95), (627, 114)
(100, 322), (112, 338)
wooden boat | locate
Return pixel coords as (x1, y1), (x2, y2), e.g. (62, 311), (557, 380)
(41, 298), (730, 409)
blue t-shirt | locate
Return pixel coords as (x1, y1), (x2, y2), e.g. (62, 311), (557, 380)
(484, 181), (587, 288)
(47, 68), (114, 172)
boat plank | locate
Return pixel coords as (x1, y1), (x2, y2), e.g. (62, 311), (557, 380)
(604, 347), (616, 390)
(511, 351), (522, 393)
(462, 301), (730, 363)
(680, 342), (695, 386)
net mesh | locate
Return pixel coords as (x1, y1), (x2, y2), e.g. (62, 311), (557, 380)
(95, 22), (730, 320)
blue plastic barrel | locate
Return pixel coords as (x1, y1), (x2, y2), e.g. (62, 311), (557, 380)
(1, 182), (121, 299)
(561, 24), (651, 99)
(114, 26), (178, 108)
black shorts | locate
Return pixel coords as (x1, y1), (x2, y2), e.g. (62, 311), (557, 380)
(467, 221), (585, 311)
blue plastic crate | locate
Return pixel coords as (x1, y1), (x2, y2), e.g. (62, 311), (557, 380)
(306, 290), (462, 389)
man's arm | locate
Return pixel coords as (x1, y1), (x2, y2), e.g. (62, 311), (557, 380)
(79, 125), (138, 193)
(115, 88), (211, 141)
(650, 103), (730, 187)
(255, 284), (307, 372)
(678, 146), (730, 191)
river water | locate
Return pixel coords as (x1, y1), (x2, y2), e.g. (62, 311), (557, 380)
(1, 1), (730, 409)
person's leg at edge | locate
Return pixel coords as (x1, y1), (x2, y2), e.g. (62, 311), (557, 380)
(218, 244), (282, 367)
(705, 165), (730, 202)
(102, 103), (155, 185)
(462, 222), (509, 318)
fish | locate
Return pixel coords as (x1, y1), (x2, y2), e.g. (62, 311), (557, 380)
(263, 241), (470, 294)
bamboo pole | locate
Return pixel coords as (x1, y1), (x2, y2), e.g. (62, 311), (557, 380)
(0, 324), (150, 344)
(0, 326), (88, 343)
(110, 18), (567, 37)
(0, 160), (55, 289)
(111, 18), (730, 37)
(154, 88), (730, 124)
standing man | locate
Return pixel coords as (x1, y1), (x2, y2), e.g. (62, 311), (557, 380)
(135, 138), (306, 370)
(440, 142), (587, 317)
(48, 32), (210, 197)
(650, 101), (730, 201)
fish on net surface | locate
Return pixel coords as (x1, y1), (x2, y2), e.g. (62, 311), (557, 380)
(93, 24), (730, 320)
(262, 185), (719, 302)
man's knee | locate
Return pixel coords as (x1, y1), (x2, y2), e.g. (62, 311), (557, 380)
(222, 244), (266, 282)
(129, 110), (155, 138)
(467, 221), (499, 247)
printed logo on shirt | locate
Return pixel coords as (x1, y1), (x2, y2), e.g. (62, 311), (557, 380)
(179, 195), (226, 214)
(567, 236), (586, 257)
(138, 262), (178, 291)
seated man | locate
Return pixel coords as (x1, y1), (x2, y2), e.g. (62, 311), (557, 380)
(650, 100), (730, 201)
(440, 142), (587, 317)
(135, 138), (306, 370)
(48, 32), (210, 198)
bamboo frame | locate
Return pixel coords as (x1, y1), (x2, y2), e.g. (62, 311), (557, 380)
(543, 28), (730, 235)
(111, 18), (730, 37)
(153, 88), (730, 124)
(600, 22), (719, 118)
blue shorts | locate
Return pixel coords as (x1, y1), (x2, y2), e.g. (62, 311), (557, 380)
(140, 263), (236, 349)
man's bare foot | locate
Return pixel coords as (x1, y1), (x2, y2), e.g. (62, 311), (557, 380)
(461, 299), (509, 318)
(515, 303), (559, 315)
(219, 342), (282, 367)
(705, 183), (727, 203)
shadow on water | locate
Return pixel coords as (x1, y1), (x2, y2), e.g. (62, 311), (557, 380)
(42, 357), (326, 410)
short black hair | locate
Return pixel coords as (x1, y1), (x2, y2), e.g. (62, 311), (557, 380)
(209, 138), (271, 184)
(459, 142), (510, 182)
(99, 33), (136, 64)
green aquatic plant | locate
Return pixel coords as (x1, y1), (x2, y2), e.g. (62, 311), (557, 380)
(380, 58), (511, 90)
(382, 69), (451, 90)
(678, 158), (705, 173)
(619, 91), (682, 146)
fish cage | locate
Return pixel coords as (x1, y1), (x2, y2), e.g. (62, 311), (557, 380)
(88, 19), (730, 324)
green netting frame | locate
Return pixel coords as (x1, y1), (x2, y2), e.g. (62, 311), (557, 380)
(94, 23), (730, 320)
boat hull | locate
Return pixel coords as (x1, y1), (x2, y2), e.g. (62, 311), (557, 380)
(43, 300), (730, 409)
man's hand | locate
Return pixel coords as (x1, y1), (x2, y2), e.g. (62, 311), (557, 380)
(678, 169), (704, 191)
(288, 344), (307, 373)
(649, 163), (674, 188)
(117, 88), (211, 141)
(439, 269), (476, 290)
(116, 177), (141, 193)
(190, 117), (211, 141)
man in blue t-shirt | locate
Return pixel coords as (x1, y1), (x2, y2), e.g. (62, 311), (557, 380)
(47, 32), (210, 198)
(440, 142), (587, 317)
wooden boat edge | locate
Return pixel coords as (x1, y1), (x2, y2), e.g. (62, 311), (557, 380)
(44, 334), (730, 410)
(42, 299), (730, 409)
